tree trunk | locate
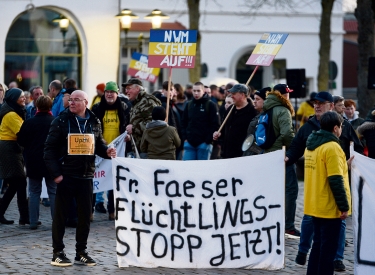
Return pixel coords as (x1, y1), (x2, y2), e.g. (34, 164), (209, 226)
(187, 0), (201, 83)
(317, 0), (335, 92)
(355, 0), (375, 117)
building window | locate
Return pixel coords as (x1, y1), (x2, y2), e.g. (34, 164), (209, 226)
(5, 8), (81, 91)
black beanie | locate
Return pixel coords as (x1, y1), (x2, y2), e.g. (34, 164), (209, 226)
(152, 106), (166, 121)
(255, 87), (271, 100)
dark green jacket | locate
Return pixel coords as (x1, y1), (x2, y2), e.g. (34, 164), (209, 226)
(262, 91), (295, 152)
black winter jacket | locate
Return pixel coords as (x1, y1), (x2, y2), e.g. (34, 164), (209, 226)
(221, 100), (257, 158)
(155, 93), (183, 140)
(91, 96), (129, 135)
(286, 114), (363, 165)
(181, 94), (220, 147)
(44, 108), (109, 179)
(17, 112), (54, 179)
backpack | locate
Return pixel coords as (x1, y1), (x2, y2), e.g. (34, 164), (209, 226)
(255, 108), (277, 149)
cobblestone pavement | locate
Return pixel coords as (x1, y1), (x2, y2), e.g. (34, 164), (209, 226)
(0, 181), (354, 275)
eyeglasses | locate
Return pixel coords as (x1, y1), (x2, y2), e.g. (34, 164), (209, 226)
(68, 98), (85, 103)
(313, 101), (331, 106)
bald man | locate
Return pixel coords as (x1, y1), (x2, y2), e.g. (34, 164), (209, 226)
(44, 90), (116, 267)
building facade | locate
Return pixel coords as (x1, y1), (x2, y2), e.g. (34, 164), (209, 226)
(0, 0), (346, 102)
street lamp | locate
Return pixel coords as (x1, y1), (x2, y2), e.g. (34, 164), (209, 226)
(144, 9), (169, 29)
(53, 15), (70, 47)
(115, 9), (139, 43)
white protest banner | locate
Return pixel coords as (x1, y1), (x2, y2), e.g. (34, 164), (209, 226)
(93, 132), (126, 193)
(351, 150), (375, 275)
(112, 150), (285, 269)
(41, 178), (48, 198)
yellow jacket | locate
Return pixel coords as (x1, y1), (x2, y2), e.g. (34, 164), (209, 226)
(0, 112), (23, 140)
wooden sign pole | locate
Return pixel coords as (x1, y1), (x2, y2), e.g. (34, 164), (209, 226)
(165, 67), (173, 122)
(217, 105), (234, 133)
(218, 65), (259, 133)
(245, 65), (259, 86)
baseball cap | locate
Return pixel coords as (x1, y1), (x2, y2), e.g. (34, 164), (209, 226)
(228, 84), (249, 94)
(314, 91), (333, 103)
(273, 84), (293, 94)
(121, 78), (143, 87)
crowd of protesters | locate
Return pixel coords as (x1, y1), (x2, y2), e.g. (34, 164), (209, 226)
(0, 77), (374, 273)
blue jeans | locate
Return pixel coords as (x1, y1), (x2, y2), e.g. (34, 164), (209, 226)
(307, 217), (341, 275)
(285, 164), (298, 230)
(299, 214), (346, 260)
(299, 215), (314, 254)
(182, 141), (213, 160)
(28, 177), (56, 226)
(335, 219), (346, 261)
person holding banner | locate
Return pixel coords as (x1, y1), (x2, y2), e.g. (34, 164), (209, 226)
(181, 81), (220, 160)
(91, 81), (129, 220)
(44, 90), (116, 267)
(304, 111), (350, 275)
(213, 84), (257, 158)
(262, 84), (298, 237)
(285, 91), (363, 270)
(122, 78), (161, 154)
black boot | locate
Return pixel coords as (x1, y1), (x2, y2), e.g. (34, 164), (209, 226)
(0, 215), (14, 224)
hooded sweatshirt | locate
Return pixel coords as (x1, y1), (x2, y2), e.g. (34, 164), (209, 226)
(262, 91), (295, 152)
(140, 120), (181, 160)
(304, 130), (351, 218)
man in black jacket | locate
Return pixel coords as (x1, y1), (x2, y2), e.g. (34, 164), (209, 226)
(181, 81), (220, 160)
(286, 91), (362, 271)
(213, 84), (257, 158)
(44, 90), (116, 267)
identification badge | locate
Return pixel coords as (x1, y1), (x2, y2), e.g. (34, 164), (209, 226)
(67, 134), (95, 155)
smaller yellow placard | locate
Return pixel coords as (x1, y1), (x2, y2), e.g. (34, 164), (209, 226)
(67, 134), (95, 155)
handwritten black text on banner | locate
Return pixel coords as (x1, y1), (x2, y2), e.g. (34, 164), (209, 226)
(351, 150), (375, 275)
(112, 150), (285, 269)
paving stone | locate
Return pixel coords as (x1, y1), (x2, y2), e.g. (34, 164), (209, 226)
(0, 181), (355, 274)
